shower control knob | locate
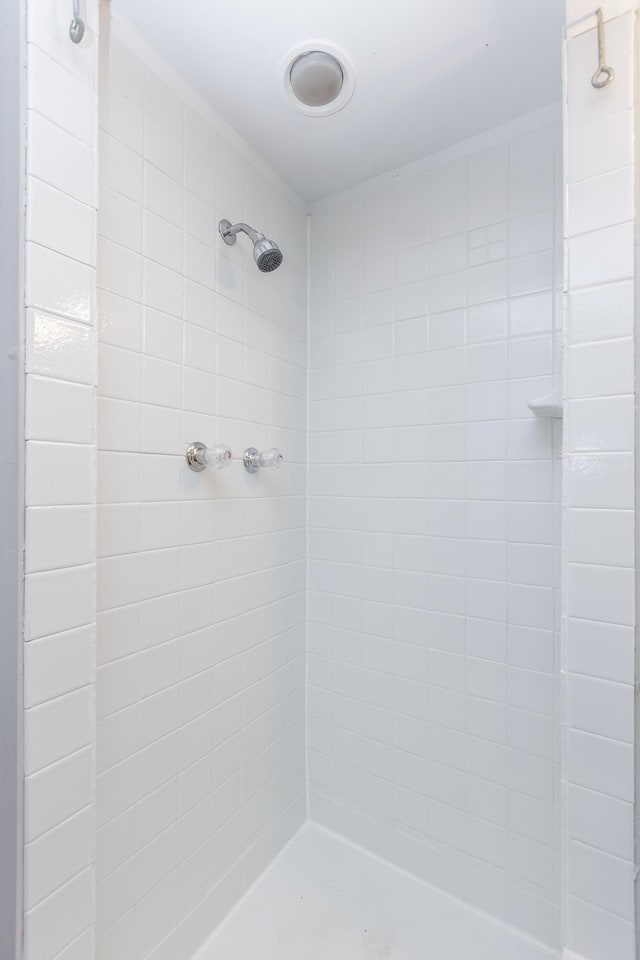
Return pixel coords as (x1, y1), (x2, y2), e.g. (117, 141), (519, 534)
(243, 447), (284, 473)
(186, 442), (232, 472)
(259, 447), (284, 470)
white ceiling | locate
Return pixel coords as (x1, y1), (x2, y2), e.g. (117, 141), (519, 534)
(112, 0), (563, 202)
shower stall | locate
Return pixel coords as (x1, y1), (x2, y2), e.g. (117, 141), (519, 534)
(9, 1), (639, 960)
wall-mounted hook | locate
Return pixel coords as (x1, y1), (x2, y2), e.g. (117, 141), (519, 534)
(69, 0), (85, 43)
(591, 8), (614, 88)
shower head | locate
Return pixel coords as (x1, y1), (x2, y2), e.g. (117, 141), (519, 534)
(252, 236), (284, 273)
(218, 219), (284, 273)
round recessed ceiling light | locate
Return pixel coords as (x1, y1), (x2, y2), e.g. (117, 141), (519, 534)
(281, 42), (355, 117)
(289, 51), (344, 107)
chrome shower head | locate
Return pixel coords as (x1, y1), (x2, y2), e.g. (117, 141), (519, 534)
(218, 219), (284, 273)
(252, 237), (284, 273)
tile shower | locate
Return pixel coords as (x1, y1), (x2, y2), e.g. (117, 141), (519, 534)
(95, 31), (308, 958)
(307, 112), (563, 943)
(13, 2), (638, 960)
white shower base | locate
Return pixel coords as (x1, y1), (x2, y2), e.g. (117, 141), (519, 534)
(193, 823), (554, 960)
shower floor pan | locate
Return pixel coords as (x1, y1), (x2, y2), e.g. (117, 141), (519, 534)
(193, 823), (554, 960)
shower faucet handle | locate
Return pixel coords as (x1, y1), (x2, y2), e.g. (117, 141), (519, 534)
(186, 442), (232, 472)
(259, 447), (284, 470)
(243, 447), (284, 473)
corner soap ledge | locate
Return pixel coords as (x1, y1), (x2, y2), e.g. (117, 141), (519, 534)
(527, 384), (563, 419)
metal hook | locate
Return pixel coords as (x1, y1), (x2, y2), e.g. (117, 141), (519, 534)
(591, 8), (614, 88)
(69, 0), (85, 43)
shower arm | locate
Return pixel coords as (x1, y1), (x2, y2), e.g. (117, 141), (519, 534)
(219, 221), (265, 245)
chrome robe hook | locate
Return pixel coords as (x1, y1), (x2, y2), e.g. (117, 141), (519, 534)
(591, 8), (614, 88)
(69, 0), (85, 43)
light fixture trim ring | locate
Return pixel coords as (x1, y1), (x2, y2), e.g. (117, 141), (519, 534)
(280, 41), (356, 117)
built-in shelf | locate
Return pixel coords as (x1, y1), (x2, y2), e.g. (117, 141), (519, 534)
(527, 384), (563, 419)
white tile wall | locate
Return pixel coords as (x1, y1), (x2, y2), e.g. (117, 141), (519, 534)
(563, 5), (637, 960)
(94, 20), (307, 960)
(22, 1), (99, 958)
(306, 108), (564, 947)
(22, 2), (638, 958)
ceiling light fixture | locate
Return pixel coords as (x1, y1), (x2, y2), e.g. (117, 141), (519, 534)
(281, 42), (355, 117)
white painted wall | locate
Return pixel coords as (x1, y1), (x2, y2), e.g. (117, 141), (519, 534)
(0, 0), (24, 956)
(94, 17), (307, 959)
(306, 106), (564, 947)
(562, 5), (638, 959)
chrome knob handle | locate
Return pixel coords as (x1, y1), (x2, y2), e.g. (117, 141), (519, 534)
(186, 442), (232, 472)
(243, 447), (284, 473)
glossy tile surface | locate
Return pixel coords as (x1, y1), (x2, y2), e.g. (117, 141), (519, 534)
(563, 6), (637, 959)
(94, 24), (308, 960)
(306, 109), (563, 946)
(22, 0), (100, 956)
